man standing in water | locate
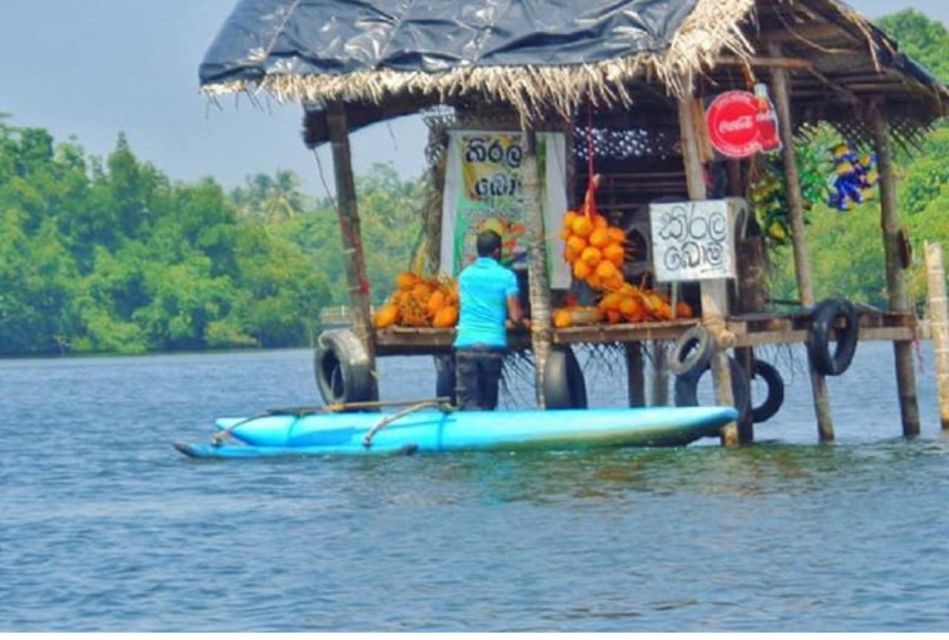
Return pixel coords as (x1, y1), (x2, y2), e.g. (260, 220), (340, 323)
(453, 230), (528, 410)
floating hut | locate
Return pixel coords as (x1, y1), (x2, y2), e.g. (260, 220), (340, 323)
(200, 0), (948, 444)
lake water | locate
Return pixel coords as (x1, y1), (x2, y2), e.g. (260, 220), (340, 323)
(3, 340), (949, 631)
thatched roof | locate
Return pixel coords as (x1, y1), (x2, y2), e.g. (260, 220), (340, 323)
(200, 0), (947, 143)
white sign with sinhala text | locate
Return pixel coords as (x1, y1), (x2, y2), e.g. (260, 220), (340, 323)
(649, 198), (744, 282)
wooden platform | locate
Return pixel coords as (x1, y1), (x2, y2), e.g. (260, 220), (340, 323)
(373, 306), (918, 356)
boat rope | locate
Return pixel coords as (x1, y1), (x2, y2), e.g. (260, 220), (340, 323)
(362, 398), (454, 449)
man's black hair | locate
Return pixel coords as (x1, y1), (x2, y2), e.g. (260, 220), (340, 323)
(476, 230), (502, 258)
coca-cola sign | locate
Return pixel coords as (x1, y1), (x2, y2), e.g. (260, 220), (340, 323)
(705, 90), (782, 158)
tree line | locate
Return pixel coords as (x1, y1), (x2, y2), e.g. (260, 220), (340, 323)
(0, 123), (422, 355)
(0, 9), (944, 356)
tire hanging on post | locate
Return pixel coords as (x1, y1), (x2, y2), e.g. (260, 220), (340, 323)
(314, 329), (378, 406)
(807, 299), (859, 376)
(668, 324), (715, 377)
(750, 359), (784, 423)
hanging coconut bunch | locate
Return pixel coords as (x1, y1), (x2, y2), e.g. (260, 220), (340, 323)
(559, 174), (628, 291)
(561, 209), (629, 292)
(374, 272), (459, 329)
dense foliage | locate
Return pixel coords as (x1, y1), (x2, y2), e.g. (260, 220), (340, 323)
(0, 121), (421, 355)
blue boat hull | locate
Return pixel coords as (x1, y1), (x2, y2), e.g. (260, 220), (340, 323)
(173, 406), (738, 459)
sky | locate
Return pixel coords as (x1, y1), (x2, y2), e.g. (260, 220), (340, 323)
(0, 0), (944, 199)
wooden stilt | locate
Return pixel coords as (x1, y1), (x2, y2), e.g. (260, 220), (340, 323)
(871, 108), (921, 436)
(677, 95), (738, 446)
(730, 158), (757, 443)
(650, 342), (669, 407)
(521, 130), (553, 408)
(734, 347), (755, 443)
(626, 342), (646, 407)
(325, 101), (379, 400)
(769, 43), (833, 441)
(925, 242), (949, 429)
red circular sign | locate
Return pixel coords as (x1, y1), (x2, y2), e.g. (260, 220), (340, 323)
(706, 91), (761, 158)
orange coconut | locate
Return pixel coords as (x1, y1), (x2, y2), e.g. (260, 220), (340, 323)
(569, 215), (594, 238)
(603, 242), (625, 266)
(425, 289), (447, 317)
(595, 260), (619, 280)
(553, 309), (573, 328)
(602, 274), (625, 291)
(433, 305), (459, 328)
(373, 305), (400, 329)
(580, 246), (602, 267)
(588, 227), (610, 248)
(573, 260), (592, 280)
(607, 227), (626, 244)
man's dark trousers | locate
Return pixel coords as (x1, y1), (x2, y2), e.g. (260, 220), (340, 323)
(454, 346), (504, 410)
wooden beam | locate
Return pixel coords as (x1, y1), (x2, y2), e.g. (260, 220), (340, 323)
(770, 42), (834, 442)
(716, 55), (813, 70)
(325, 101), (379, 400)
(870, 107), (921, 436)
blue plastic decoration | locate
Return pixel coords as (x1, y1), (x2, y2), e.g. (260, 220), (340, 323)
(827, 142), (879, 211)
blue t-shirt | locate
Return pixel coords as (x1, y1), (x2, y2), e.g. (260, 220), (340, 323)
(453, 257), (519, 349)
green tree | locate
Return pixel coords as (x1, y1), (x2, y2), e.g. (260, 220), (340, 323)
(877, 10), (949, 81)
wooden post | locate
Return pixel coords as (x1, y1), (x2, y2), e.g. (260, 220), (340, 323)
(925, 242), (949, 429)
(677, 95), (738, 446)
(325, 101), (379, 399)
(521, 130), (553, 408)
(626, 342), (646, 407)
(769, 42), (834, 441)
(730, 158), (757, 443)
(870, 109), (921, 436)
(650, 342), (669, 406)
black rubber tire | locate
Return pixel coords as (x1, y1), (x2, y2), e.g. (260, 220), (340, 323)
(434, 354), (456, 404)
(674, 355), (751, 424)
(807, 299), (859, 376)
(314, 329), (377, 406)
(668, 324), (715, 376)
(544, 347), (588, 409)
(750, 359), (784, 423)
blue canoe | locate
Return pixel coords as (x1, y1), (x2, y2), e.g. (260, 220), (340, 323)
(173, 405), (738, 458)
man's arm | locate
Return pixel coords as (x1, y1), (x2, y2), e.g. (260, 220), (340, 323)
(505, 269), (529, 329)
(506, 294), (530, 329)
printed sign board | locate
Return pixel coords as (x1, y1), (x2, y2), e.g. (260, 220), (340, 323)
(649, 199), (746, 282)
(705, 88), (782, 158)
(440, 130), (570, 288)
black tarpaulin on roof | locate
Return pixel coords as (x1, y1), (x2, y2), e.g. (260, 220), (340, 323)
(199, 0), (699, 88)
